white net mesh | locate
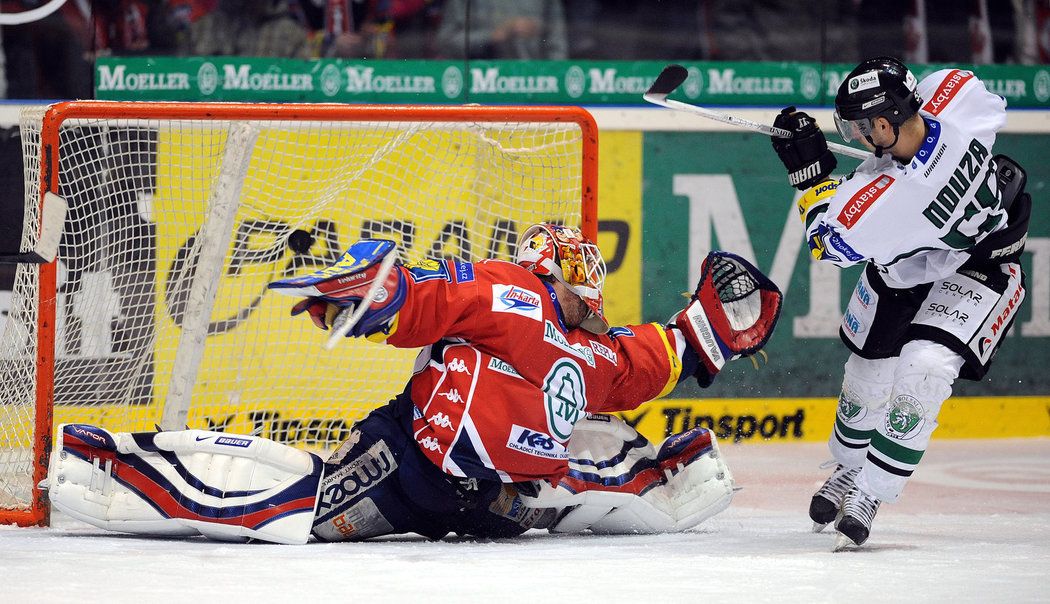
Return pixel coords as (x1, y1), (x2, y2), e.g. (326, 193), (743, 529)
(0, 102), (591, 521)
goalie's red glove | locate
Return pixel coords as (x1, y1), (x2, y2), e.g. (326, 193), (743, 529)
(674, 251), (783, 381)
(269, 239), (406, 338)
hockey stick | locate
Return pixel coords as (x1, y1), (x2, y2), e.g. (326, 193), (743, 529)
(643, 64), (870, 161)
(325, 251), (400, 350)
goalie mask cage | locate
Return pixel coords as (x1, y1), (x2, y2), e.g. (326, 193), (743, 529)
(0, 101), (598, 526)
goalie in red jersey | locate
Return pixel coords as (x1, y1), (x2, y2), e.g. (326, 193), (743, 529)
(44, 223), (782, 544)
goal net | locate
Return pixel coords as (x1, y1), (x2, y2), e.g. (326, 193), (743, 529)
(0, 101), (597, 526)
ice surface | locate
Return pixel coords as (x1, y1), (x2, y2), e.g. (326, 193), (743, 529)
(3, 439), (1048, 603)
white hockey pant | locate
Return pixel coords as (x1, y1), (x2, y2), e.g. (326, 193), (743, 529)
(830, 340), (963, 502)
(44, 424), (324, 544)
(521, 414), (734, 534)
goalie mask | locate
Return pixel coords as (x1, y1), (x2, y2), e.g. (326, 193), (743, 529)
(515, 223), (609, 334)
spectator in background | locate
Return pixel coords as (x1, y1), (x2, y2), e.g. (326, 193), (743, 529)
(698, 0), (858, 62)
(435, 0), (568, 59)
(181, 0), (312, 58)
(1, 1), (92, 98)
(92, 0), (181, 56)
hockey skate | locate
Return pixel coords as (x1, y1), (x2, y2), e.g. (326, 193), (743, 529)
(809, 463), (859, 532)
(833, 485), (881, 551)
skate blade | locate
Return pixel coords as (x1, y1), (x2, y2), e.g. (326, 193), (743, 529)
(832, 533), (858, 552)
(811, 521), (829, 533)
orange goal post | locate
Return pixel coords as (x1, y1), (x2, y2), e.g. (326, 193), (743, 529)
(0, 101), (598, 526)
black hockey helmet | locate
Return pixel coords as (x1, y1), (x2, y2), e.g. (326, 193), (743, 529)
(833, 56), (922, 145)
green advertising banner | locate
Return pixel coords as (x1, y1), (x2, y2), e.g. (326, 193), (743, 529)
(95, 58), (1050, 108)
(641, 131), (1050, 399)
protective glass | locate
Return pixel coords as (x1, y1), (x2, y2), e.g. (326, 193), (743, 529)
(833, 111), (873, 143)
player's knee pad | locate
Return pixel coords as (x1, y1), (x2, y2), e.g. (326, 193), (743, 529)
(842, 353), (896, 411)
(45, 424), (324, 544)
(522, 415), (733, 534)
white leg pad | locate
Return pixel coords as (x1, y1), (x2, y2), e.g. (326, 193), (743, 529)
(523, 415), (734, 534)
(45, 424), (324, 544)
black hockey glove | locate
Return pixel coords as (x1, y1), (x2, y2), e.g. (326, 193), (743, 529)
(771, 107), (837, 190)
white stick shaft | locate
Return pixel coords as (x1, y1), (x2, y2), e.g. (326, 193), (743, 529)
(644, 95), (870, 161)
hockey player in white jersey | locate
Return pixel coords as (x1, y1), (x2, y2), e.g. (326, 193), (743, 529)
(770, 57), (1031, 549)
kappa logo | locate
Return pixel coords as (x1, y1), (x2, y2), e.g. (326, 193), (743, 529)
(418, 436), (443, 453)
(428, 412), (455, 430)
(437, 388), (465, 404)
(446, 358), (472, 374)
(886, 395), (925, 440)
(837, 175), (895, 229)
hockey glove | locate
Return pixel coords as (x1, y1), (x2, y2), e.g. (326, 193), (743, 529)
(269, 239), (406, 339)
(674, 251), (782, 379)
(771, 107), (837, 190)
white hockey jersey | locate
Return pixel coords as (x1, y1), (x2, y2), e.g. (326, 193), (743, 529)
(806, 69), (1009, 287)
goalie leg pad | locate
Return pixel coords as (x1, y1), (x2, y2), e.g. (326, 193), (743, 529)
(46, 424), (324, 544)
(522, 415), (734, 534)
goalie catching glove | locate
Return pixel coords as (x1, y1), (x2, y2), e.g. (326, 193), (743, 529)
(268, 239), (406, 339)
(675, 251), (782, 382)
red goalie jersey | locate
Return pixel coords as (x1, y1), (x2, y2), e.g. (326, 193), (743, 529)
(383, 258), (686, 484)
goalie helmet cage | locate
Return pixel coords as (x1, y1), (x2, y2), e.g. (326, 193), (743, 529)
(0, 101), (598, 527)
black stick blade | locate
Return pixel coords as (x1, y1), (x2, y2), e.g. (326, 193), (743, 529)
(646, 64), (689, 98)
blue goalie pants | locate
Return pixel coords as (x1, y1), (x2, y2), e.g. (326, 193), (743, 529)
(310, 391), (548, 541)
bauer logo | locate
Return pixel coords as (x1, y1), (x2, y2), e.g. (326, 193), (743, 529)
(215, 436), (252, 448)
(837, 175), (894, 229)
(492, 285), (543, 321)
(507, 425), (568, 460)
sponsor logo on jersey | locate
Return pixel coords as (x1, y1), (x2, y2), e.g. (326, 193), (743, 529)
(811, 224), (862, 263)
(885, 395), (925, 440)
(437, 388), (465, 404)
(492, 284), (543, 321)
(215, 436), (253, 448)
(589, 340), (618, 365)
(316, 440), (397, 516)
(607, 326), (634, 339)
(446, 357), (472, 374)
(922, 69), (974, 116)
(506, 424), (569, 460)
(911, 119), (942, 167)
(427, 411), (455, 430)
(924, 302), (969, 324)
(452, 261), (475, 283)
(543, 359), (588, 441)
(418, 436), (443, 453)
(837, 175), (894, 229)
(543, 320), (596, 367)
(940, 281), (983, 303)
(855, 280), (875, 309)
(487, 356), (522, 378)
(989, 275), (1024, 338)
(405, 258), (451, 283)
(842, 308), (863, 337)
